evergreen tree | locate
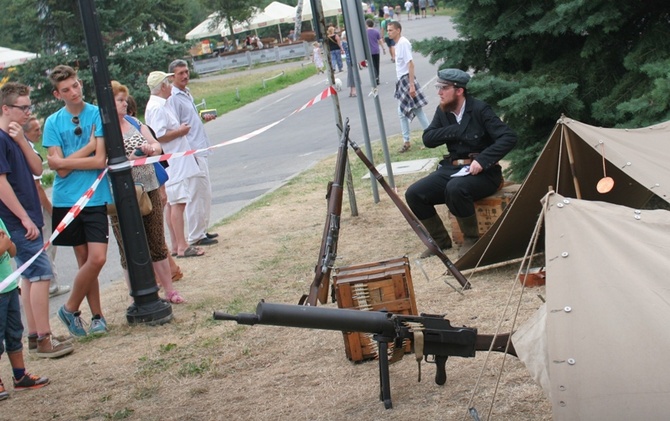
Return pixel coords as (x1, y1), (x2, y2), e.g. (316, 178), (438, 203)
(414, 1), (670, 180)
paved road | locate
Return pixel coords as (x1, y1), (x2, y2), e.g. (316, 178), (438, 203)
(48, 16), (459, 316)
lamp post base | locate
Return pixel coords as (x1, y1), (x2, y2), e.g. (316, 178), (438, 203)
(126, 300), (174, 325)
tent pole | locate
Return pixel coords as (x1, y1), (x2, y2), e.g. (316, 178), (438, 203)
(562, 125), (582, 199)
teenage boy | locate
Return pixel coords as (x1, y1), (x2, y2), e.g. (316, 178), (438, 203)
(0, 82), (73, 358)
(42, 65), (111, 337)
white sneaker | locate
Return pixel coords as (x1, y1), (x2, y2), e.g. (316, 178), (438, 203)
(49, 285), (71, 298)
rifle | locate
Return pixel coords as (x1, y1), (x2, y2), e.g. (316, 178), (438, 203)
(214, 301), (515, 409)
(348, 138), (471, 289)
(299, 121), (351, 306)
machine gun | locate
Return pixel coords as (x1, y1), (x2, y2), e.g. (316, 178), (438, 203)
(214, 301), (516, 409)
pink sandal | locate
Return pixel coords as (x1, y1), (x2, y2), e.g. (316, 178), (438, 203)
(166, 290), (186, 304)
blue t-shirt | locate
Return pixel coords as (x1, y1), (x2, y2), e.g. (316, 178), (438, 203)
(0, 130), (43, 231)
(42, 102), (112, 207)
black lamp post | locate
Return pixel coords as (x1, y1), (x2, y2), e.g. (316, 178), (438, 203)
(78, 0), (172, 325)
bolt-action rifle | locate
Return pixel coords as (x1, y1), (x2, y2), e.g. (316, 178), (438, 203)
(348, 137), (471, 289)
(299, 121), (350, 306)
(214, 301), (516, 409)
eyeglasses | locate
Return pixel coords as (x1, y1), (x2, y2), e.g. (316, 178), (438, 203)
(8, 104), (34, 113)
(72, 116), (82, 136)
(435, 84), (456, 92)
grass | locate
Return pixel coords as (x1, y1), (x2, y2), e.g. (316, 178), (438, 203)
(188, 65), (316, 116)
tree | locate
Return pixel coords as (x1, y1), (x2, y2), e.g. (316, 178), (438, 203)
(413, 0), (670, 180)
(203, 0), (261, 45)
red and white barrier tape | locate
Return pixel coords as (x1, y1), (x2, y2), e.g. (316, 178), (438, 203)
(0, 86), (336, 290)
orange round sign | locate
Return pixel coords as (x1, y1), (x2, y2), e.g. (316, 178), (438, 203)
(597, 177), (614, 194)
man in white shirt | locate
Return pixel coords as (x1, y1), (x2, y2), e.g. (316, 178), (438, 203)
(387, 20), (430, 153)
(145, 71), (206, 258)
(167, 59), (219, 247)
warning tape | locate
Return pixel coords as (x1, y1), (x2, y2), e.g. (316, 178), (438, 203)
(0, 86), (336, 290)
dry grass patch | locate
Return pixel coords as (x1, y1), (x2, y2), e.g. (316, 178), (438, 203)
(2, 134), (551, 420)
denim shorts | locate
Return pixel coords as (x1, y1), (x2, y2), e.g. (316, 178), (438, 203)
(0, 288), (24, 355)
(11, 228), (53, 283)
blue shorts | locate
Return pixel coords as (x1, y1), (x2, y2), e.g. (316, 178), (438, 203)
(11, 228), (53, 282)
(0, 288), (24, 355)
(384, 37), (395, 48)
(52, 205), (109, 247)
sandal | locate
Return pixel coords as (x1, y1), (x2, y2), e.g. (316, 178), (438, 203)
(166, 290), (186, 304)
(176, 246), (205, 258)
(172, 269), (184, 282)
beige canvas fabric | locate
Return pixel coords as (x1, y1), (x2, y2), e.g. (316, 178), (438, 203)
(457, 116), (670, 270)
(519, 193), (670, 420)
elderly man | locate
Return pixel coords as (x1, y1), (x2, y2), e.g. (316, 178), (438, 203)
(405, 69), (517, 257)
(144, 71), (205, 259)
(167, 59), (218, 247)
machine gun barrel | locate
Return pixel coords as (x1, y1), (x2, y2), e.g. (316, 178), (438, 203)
(214, 301), (397, 338)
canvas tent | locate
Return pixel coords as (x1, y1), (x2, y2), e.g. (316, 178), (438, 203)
(0, 47), (37, 70)
(456, 116), (670, 270)
(512, 193), (670, 419)
(301, 0), (344, 19)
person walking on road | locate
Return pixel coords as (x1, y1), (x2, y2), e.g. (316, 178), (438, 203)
(388, 21), (430, 153)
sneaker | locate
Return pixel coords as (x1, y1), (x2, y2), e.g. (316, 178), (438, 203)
(36, 333), (74, 358)
(58, 305), (87, 337)
(13, 373), (49, 391)
(0, 380), (8, 401)
(29, 333), (74, 353)
(398, 142), (411, 153)
(89, 316), (108, 335)
(49, 284), (71, 298)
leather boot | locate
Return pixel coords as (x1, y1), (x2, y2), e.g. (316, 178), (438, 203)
(419, 214), (452, 258)
(457, 214), (479, 258)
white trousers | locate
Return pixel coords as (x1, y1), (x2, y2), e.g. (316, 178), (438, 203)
(186, 156), (212, 244)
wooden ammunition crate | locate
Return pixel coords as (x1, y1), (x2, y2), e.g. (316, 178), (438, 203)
(450, 183), (520, 244)
(333, 256), (418, 362)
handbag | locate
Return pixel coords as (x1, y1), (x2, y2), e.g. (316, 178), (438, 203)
(124, 115), (169, 186)
(106, 183), (152, 217)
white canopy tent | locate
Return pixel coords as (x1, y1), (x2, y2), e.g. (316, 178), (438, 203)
(300, 0), (344, 20)
(0, 47), (37, 70)
(186, 2), (296, 40)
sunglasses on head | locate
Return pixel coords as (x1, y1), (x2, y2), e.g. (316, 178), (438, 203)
(72, 116), (82, 136)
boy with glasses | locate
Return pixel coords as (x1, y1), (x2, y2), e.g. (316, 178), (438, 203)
(0, 82), (73, 358)
(42, 65), (112, 337)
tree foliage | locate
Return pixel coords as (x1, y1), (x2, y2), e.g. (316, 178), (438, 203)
(203, 0), (261, 43)
(413, 0), (670, 180)
(0, 0), (195, 118)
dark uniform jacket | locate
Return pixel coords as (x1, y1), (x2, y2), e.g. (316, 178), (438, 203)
(422, 96), (517, 171)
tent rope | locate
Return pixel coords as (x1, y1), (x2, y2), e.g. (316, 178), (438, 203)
(464, 191), (553, 421)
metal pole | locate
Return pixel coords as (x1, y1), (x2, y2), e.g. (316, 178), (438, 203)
(312, 0), (358, 216)
(77, 0), (172, 325)
(341, 0), (380, 203)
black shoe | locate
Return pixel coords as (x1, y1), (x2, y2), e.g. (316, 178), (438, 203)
(206, 232), (219, 239)
(191, 237), (219, 246)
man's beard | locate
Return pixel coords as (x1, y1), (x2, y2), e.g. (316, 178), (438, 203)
(440, 97), (458, 112)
